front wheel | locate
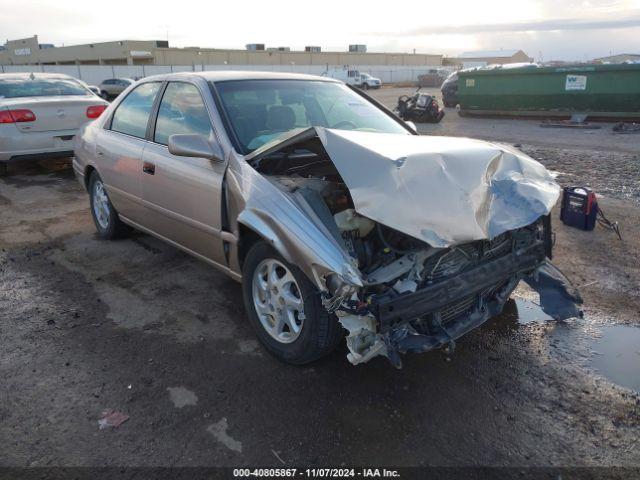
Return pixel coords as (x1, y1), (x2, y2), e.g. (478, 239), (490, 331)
(242, 241), (343, 364)
(361, 83), (369, 90)
(89, 171), (131, 239)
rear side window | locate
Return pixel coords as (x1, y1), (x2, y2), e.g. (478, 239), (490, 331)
(0, 78), (89, 98)
(154, 82), (212, 146)
(110, 82), (161, 138)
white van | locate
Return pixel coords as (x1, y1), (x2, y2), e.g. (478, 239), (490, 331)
(323, 68), (382, 90)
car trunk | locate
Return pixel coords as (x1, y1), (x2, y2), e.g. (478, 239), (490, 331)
(2, 95), (101, 132)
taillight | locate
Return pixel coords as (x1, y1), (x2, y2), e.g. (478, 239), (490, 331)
(86, 105), (107, 119)
(0, 109), (36, 123)
(0, 111), (12, 123)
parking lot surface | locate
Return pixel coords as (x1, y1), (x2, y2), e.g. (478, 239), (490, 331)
(1, 95), (639, 468)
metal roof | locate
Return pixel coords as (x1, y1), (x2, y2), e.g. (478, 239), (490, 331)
(458, 50), (522, 59)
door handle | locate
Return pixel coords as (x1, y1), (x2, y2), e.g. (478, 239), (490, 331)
(142, 161), (155, 175)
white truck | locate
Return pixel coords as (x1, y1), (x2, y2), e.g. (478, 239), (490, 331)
(323, 68), (382, 90)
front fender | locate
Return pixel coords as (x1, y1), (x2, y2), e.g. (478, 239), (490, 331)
(227, 156), (362, 292)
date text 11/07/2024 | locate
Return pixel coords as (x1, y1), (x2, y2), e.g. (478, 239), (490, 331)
(232, 468), (401, 478)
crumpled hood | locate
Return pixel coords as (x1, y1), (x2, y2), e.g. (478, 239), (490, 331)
(315, 128), (560, 248)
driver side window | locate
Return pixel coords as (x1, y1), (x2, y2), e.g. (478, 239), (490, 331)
(154, 82), (213, 146)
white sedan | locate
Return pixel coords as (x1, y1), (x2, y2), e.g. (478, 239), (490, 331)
(0, 72), (109, 175)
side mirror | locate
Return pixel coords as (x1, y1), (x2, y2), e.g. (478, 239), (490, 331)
(405, 121), (418, 133)
(168, 134), (224, 162)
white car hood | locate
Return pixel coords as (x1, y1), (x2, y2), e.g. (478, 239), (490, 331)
(316, 128), (560, 248)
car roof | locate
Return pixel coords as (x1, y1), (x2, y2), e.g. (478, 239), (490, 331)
(138, 70), (341, 83)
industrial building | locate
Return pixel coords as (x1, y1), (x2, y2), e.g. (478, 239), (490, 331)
(447, 49), (534, 68)
(0, 35), (443, 67)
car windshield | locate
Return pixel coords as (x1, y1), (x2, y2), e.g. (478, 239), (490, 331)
(214, 79), (408, 154)
(0, 78), (89, 98)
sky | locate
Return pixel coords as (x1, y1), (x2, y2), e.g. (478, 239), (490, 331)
(1, 0), (639, 61)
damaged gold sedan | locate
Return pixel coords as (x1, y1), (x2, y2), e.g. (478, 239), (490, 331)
(74, 72), (582, 368)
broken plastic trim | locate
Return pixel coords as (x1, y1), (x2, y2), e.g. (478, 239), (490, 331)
(373, 243), (548, 331)
(523, 261), (583, 320)
(341, 258), (581, 369)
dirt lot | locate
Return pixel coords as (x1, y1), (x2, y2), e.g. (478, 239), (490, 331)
(1, 97), (639, 471)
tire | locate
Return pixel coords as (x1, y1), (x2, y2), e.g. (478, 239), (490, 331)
(88, 171), (131, 240)
(0, 162), (7, 177)
(242, 241), (343, 365)
(100, 91), (109, 100)
(361, 83), (369, 90)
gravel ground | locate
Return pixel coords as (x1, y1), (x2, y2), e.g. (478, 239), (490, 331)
(521, 146), (640, 205)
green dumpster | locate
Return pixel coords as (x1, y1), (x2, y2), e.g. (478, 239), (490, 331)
(458, 63), (640, 119)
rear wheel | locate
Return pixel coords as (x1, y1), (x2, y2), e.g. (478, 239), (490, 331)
(242, 241), (343, 364)
(89, 171), (131, 239)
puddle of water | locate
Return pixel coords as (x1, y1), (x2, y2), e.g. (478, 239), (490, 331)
(483, 297), (552, 334)
(490, 296), (640, 393)
(589, 325), (640, 393)
(513, 298), (554, 324)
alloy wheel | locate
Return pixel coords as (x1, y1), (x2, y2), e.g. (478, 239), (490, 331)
(92, 179), (111, 230)
(251, 258), (305, 344)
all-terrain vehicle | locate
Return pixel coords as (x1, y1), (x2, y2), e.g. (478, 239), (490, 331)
(396, 88), (445, 123)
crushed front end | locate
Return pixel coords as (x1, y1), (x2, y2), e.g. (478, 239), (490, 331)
(325, 218), (582, 368)
(244, 127), (583, 368)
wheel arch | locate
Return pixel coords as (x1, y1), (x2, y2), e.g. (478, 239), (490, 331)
(236, 216), (294, 272)
(237, 223), (264, 270)
(84, 164), (97, 192)
(235, 211), (345, 293)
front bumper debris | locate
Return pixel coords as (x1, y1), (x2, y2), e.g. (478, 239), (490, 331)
(339, 251), (582, 369)
(372, 243), (548, 331)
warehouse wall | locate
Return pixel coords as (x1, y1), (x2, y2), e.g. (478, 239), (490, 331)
(0, 63), (453, 86)
(151, 49), (442, 67)
(0, 37), (443, 68)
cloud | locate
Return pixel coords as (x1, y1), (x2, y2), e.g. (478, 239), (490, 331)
(2, 0), (639, 61)
(374, 11), (640, 36)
